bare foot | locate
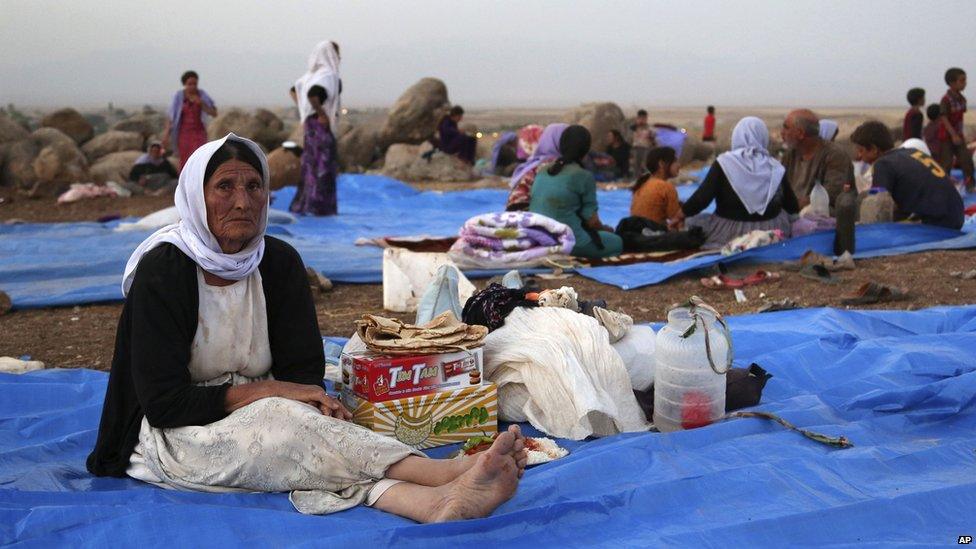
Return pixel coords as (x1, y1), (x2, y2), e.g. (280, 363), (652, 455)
(426, 430), (520, 522)
(508, 425), (528, 479)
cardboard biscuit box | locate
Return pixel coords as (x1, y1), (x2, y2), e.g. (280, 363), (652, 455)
(340, 348), (483, 403)
(341, 383), (497, 449)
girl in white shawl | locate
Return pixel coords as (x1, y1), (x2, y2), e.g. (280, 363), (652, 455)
(678, 117), (800, 248)
(289, 41), (342, 216)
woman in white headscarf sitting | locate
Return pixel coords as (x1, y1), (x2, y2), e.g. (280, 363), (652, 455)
(87, 134), (527, 522)
(290, 40), (343, 216)
(674, 117), (799, 248)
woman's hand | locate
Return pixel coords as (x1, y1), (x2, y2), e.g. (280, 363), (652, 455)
(225, 380), (353, 420)
(273, 381), (352, 420)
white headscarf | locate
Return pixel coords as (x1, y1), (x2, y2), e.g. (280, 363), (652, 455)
(818, 119), (839, 141)
(121, 133), (270, 295)
(295, 40), (341, 126)
(901, 137), (932, 156)
(716, 117), (787, 216)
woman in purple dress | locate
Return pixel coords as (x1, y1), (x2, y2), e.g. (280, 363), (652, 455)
(438, 105), (477, 163)
(290, 41), (341, 216)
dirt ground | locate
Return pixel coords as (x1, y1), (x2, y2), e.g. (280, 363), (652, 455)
(2, 187), (975, 370)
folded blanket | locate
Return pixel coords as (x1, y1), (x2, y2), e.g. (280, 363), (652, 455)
(448, 212), (575, 269)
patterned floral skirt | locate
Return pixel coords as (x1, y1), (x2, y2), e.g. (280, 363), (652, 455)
(290, 116), (339, 216)
(129, 386), (420, 515)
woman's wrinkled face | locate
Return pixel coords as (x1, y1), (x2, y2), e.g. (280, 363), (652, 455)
(204, 159), (266, 253)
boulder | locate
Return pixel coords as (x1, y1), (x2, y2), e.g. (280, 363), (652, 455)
(0, 139), (39, 189)
(81, 130), (144, 161)
(29, 128), (89, 195)
(207, 109), (283, 151)
(677, 136), (716, 165)
(112, 112), (167, 138)
(0, 114), (29, 144)
(90, 151), (142, 185)
(338, 123), (382, 171)
(40, 108), (94, 144)
(267, 147), (301, 190)
(562, 102), (626, 152)
(378, 78), (450, 148)
(381, 143), (475, 182)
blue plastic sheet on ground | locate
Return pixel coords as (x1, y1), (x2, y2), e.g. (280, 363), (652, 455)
(2, 306), (975, 546)
(0, 175), (702, 310)
(578, 223), (975, 289)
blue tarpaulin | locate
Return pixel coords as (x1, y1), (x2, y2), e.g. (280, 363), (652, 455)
(3, 306), (976, 546)
(0, 175), (697, 310)
(1, 173), (973, 308)
(578, 223), (975, 289)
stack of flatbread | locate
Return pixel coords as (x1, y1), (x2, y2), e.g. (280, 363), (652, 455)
(356, 311), (487, 355)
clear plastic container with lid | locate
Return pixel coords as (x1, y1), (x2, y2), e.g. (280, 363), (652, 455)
(809, 180), (830, 217)
(653, 297), (732, 432)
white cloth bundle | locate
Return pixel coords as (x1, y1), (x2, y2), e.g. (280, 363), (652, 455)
(483, 307), (651, 439)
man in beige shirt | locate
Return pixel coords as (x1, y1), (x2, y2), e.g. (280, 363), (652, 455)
(780, 109), (854, 208)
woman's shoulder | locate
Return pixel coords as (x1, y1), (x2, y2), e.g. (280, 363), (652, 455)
(260, 236), (306, 278)
(137, 243), (194, 275)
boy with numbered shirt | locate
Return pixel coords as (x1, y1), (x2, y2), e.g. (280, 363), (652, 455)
(851, 121), (963, 230)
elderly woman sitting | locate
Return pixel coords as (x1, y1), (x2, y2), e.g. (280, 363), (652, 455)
(87, 134), (526, 522)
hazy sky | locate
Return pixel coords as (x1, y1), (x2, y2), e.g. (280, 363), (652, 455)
(2, 0), (974, 109)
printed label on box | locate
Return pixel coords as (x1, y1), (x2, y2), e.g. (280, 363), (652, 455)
(341, 348), (483, 402)
(342, 383), (497, 449)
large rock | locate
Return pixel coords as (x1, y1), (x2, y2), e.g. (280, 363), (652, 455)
(381, 143), (475, 182)
(207, 109), (283, 151)
(28, 128), (89, 195)
(112, 112), (167, 138)
(677, 135), (716, 165)
(338, 123), (382, 171)
(0, 114), (29, 144)
(378, 78), (450, 148)
(40, 108), (94, 144)
(90, 151), (142, 184)
(81, 130), (144, 161)
(0, 139), (39, 189)
(267, 147), (301, 190)
(562, 102), (626, 152)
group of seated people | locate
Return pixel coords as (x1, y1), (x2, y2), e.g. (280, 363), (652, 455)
(502, 110), (966, 260)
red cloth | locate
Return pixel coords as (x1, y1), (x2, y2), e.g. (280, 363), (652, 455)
(703, 114), (715, 139)
(177, 100), (208, 171)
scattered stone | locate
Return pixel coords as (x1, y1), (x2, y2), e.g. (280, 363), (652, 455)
(950, 269), (976, 280)
(381, 143), (475, 182)
(40, 108), (94, 144)
(0, 138), (40, 189)
(81, 130), (144, 161)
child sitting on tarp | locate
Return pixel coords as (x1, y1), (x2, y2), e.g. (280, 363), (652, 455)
(851, 120), (964, 229)
(630, 146), (683, 228)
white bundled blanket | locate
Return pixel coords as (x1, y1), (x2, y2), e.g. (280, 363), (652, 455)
(483, 307), (651, 439)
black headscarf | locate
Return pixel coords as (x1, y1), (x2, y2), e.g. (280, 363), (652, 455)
(547, 125), (591, 176)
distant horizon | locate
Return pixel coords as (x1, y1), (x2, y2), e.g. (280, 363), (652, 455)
(3, 1), (973, 112)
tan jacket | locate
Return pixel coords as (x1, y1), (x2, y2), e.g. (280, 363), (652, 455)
(782, 140), (854, 206)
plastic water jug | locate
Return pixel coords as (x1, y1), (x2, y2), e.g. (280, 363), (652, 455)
(809, 181), (830, 217)
(653, 297), (732, 432)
